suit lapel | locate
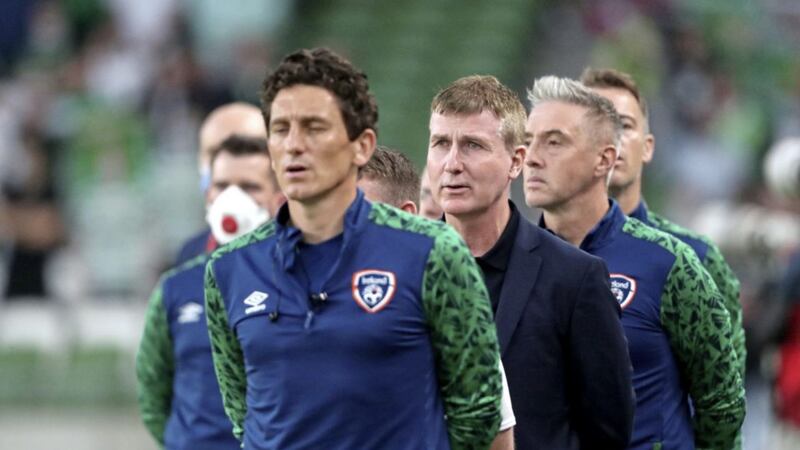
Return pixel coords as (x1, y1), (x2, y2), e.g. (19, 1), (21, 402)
(495, 219), (542, 356)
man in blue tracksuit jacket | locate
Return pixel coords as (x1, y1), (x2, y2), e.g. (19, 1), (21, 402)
(204, 48), (502, 450)
(136, 136), (283, 450)
(580, 68), (746, 384)
(523, 76), (745, 450)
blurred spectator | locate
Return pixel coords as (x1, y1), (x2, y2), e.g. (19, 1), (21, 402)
(184, 0), (290, 73)
(2, 127), (65, 299)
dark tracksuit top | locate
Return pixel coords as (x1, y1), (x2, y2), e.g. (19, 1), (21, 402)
(204, 191), (502, 450)
(543, 201), (745, 450)
(630, 201), (746, 380)
(136, 255), (239, 450)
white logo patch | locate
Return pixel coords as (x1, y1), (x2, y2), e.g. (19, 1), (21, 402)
(243, 291), (269, 314)
(178, 302), (204, 324)
(609, 274), (637, 309)
(351, 270), (396, 313)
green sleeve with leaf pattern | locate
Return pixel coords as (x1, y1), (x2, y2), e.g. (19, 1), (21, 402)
(135, 282), (173, 449)
(204, 260), (247, 442)
(660, 247), (745, 450)
(648, 211), (746, 380)
(703, 243), (745, 379)
(421, 226), (502, 450)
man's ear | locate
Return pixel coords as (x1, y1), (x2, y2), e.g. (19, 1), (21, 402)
(400, 200), (418, 215)
(509, 144), (526, 180)
(596, 144), (618, 178)
(642, 133), (655, 164)
(353, 128), (377, 167)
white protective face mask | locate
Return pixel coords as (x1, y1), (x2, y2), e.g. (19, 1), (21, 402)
(206, 185), (270, 245)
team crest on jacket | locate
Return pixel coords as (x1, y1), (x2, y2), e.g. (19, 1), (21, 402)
(351, 270), (396, 313)
(609, 274), (637, 309)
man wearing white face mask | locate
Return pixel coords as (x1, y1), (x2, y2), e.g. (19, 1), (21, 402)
(175, 102), (271, 265)
(136, 135), (284, 450)
(204, 135), (285, 246)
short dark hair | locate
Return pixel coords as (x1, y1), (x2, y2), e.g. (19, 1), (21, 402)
(431, 75), (526, 151)
(260, 47), (378, 141)
(580, 68), (649, 120)
(358, 146), (420, 208)
(209, 134), (278, 189)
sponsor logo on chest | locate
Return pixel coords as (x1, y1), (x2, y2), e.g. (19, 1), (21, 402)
(351, 270), (397, 313)
(609, 274), (637, 309)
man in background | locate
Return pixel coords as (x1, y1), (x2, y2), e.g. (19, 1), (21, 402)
(580, 67), (746, 383)
(357, 145), (420, 214)
(137, 135), (282, 450)
(419, 164), (443, 219)
(175, 102), (270, 264)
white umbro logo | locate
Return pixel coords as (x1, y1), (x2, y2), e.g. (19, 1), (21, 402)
(178, 302), (203, 324)
(244, 291), (269, 314)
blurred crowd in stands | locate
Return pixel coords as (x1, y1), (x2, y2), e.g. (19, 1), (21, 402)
(0, 0), (290, 300)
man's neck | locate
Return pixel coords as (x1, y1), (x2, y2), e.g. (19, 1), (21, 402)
(610, 178), (642, 216)
(287, 179), (357, 244)
(446, 199), (511, 257)
(542, 187), (610, 247)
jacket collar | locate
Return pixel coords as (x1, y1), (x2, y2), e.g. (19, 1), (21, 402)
(273, 189), (370, 270)
(629, 200), (649, 223)
(578, 200), (626, 253)
(537, 199), (626, 253)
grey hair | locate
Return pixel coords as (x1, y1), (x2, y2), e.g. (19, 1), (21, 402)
(527, 76), (622, 148)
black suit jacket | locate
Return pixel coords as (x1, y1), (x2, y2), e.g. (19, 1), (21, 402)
(496, 215), (634, 450)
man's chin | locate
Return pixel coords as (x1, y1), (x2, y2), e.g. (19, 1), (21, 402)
(608, 178), (634, 197)
(523, 190), (546, 208)
(441, 200), (477, 218)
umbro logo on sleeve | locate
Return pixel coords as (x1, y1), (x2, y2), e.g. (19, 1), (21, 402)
(244, 291), (269, 314)
(178, 302), (204, 324)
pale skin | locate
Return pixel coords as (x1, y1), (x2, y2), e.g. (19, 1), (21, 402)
(206, 152), (285, 217)
(267, 84), (375, 244)
(419, 166), (444, 219)
(198, 102), (268, 173)
(589, 87), (655, 215)
(523, 101), (617, 246)
(491, 429), (514, 450)
(426, 110), (525, 257)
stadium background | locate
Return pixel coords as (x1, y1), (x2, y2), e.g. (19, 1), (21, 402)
(0, 1), (799, 448)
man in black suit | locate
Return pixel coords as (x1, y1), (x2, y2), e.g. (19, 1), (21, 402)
(426, 75), (634, 450)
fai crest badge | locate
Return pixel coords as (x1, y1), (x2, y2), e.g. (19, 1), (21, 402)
(352, 270), (396, 313)
(609, 274), (637, 309)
